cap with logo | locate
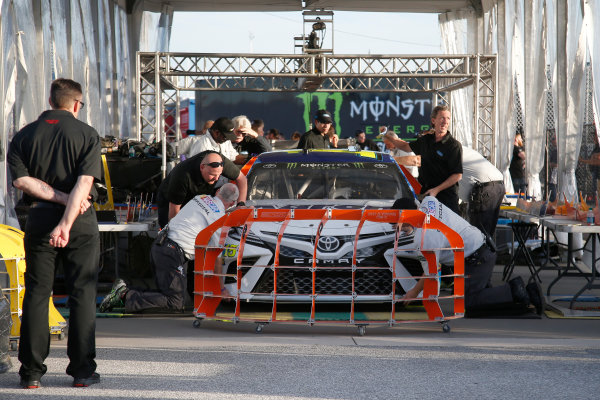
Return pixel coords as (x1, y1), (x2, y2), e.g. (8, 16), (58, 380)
(211, 117), (237, 141)
(314, 109), (333, 124)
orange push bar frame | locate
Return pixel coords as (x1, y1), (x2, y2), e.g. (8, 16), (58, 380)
(193, 208), (464, 332)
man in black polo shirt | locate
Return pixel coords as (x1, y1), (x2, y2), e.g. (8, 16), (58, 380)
(386, 105), (462, 213)
(156, 150), (247, 228)
(7, 78), (101, 388)
(298, 109), (338, 149)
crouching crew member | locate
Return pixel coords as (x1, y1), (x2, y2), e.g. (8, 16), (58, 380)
(100, 183), (239, 313)
(393, 196), (543, 316)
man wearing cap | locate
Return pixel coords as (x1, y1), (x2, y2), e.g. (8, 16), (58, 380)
(354, 129), (379, 151)
(187, 117), (240, 161)
(156, 150), (247, 228)
(298, 109), (338, 150)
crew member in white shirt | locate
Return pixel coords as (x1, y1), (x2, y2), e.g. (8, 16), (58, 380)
(393, 196), (543, 315)
(187, 117), (239, 161)
(99, 183), (239, 313)
(459, 146), (505, 236)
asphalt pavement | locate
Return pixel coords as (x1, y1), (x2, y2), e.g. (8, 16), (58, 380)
(1, 266), (599, 399)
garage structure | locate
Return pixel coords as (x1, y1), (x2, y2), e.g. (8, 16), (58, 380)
(137, 51), (497, 178)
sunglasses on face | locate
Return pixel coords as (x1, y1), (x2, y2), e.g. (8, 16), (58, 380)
(203, 161), (224, 168)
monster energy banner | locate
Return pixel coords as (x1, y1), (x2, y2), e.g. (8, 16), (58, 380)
(195, 92), (432, 140)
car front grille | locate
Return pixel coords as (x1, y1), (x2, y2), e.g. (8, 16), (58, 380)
(253, 268), (393, 295)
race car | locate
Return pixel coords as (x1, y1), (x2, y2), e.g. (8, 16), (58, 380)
(218, 149), (430, 303)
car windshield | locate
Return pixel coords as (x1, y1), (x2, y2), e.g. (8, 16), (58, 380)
(247, 161), (412, 200)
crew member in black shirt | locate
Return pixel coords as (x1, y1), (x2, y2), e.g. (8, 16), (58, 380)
(156, 150), (247, 227)
(7, 78), (102, 388)
(298, 109), (338, 149)
(384, 105), (463, 213)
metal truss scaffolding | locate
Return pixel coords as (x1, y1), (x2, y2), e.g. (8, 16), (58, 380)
(136, 52), (497, 174)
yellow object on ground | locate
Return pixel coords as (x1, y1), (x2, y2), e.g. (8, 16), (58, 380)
(0, 224), (66, 340)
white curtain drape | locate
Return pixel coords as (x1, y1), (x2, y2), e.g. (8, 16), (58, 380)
(438, 10), (474, 148)
(556, 0), (587, 203)
(524, 0), (549, 200)
(0, 0), (143, 227)
(587, 0), (600, 141)
(496, 0), (517, 193)
(0, 0), (20, 228)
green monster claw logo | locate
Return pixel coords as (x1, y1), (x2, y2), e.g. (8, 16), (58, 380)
(296, 92), (344, 135)
(287, 162), (298, 168)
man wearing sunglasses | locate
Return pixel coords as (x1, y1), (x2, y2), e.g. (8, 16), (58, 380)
(156, 150), (247, 228)
(7, 78), (101, 388)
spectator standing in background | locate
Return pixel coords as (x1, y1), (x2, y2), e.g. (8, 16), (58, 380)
(231, 115), (272, 164)
(298, 109), (338, 149)
(187, 117), (239, 161)
(355, 129), (379, 151)
(383, 130), (419, 178)
(510, 132), (527, 196)
(251, 119), (264, 136)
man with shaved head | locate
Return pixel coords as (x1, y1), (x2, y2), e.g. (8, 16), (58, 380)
(156, 150), (247, 228)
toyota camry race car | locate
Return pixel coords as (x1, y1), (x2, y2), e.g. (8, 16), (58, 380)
(217, 149), (434, 303)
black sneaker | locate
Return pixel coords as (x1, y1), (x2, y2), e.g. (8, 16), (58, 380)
(99, 279), (127, 312)
(526, 281), (545, 315)
(509, 276), (530, 305)
(73, 372), (100, 387)
(20, 377), (40, 389)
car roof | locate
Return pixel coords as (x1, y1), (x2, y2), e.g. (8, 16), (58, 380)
(253, 149), (395, 164)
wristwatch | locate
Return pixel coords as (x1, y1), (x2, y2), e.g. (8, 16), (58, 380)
(237, 202), (245, 207)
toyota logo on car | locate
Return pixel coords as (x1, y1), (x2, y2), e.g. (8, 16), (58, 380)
(317, 236), (340, 252)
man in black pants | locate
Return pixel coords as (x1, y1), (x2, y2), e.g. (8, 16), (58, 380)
(459, 146), (505, 237)
(7, 78), (101, 388)
(99, 183), (239, 313)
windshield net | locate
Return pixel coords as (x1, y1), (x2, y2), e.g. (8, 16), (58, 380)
(247, 162), (412, 200)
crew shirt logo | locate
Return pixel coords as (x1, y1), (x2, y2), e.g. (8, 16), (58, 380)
(202, 196), (220, 213)
(426, 200), (436, 216)
(45, 120), (59, 124)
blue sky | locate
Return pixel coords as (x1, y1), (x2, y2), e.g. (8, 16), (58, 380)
(169, 11), (441, 54)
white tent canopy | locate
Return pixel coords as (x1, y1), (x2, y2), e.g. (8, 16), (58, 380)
(1, 0), (599, 227)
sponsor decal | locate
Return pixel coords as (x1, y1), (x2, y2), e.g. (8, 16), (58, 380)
(202, 196), (220, 213)
(223, 244), (238, 258)
(353, 162), (364, 168)
(373, 164), (388, 168)
(262, 164), (277, 168)
(287, 162), (298, 169)
(427, 200), (436, 216)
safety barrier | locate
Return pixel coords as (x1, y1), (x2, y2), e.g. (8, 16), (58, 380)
(193, 208), (464, 335)
(0, 225), (66, 349)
